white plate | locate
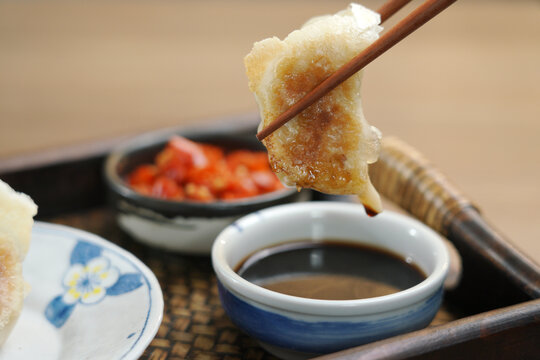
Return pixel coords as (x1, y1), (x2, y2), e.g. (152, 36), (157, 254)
(0, 222), (164, 360)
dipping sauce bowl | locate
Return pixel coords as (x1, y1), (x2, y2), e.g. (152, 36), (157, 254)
(212, 202), (449, 359)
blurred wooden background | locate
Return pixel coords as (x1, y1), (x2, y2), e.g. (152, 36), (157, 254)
(1, 0), (539, 262)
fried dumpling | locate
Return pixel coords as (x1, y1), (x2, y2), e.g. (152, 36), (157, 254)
(0, 180), (37, 346)
(245, 3), (383, 214)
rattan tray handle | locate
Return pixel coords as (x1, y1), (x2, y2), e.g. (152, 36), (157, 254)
(370, 136), (540, 301)
(370, 136), (473, 236)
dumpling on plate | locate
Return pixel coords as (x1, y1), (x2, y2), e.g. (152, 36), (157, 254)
(0, 180), (37, 345)
(245, 3), (383, 214)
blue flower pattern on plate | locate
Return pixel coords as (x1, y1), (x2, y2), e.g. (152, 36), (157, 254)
(45, 240), (144, 328)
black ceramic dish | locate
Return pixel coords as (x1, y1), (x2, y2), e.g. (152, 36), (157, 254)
(104, 126), (306, 254)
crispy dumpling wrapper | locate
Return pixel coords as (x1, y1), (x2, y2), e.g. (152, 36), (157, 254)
(245, 3), (383, 213)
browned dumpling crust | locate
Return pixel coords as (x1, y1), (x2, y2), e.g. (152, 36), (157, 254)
(245, 3), (383, 213)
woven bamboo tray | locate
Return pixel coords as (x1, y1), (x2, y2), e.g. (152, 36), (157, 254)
(1, 115), (539, 359)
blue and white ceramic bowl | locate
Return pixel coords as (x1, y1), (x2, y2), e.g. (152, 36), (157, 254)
(212, 202), (449, 359)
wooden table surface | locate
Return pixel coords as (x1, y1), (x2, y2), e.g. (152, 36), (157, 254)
(1, 0), (539, 264)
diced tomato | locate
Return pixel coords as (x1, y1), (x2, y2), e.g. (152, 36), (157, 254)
(184, 183), (215, 202)
(127, 165), (158, 186)
(151, 176), (184, 200)
(251, 171), (283, 192)
(168, 136), (208, 168)
(126, 136), (283, 202)
(188, 163), (232, 196)
(222, 176), (258, 200)
(232, 164), (249, 178)
(155, 148), (188, 183)
(226, 150), (270, 172)
(155, 148), (180, 169)
(200, 144), (224, 164)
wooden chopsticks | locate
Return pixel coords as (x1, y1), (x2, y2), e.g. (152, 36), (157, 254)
(256, 0), (457, 141)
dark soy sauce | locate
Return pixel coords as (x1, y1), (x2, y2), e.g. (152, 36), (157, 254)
(235, 240), (426, 300)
